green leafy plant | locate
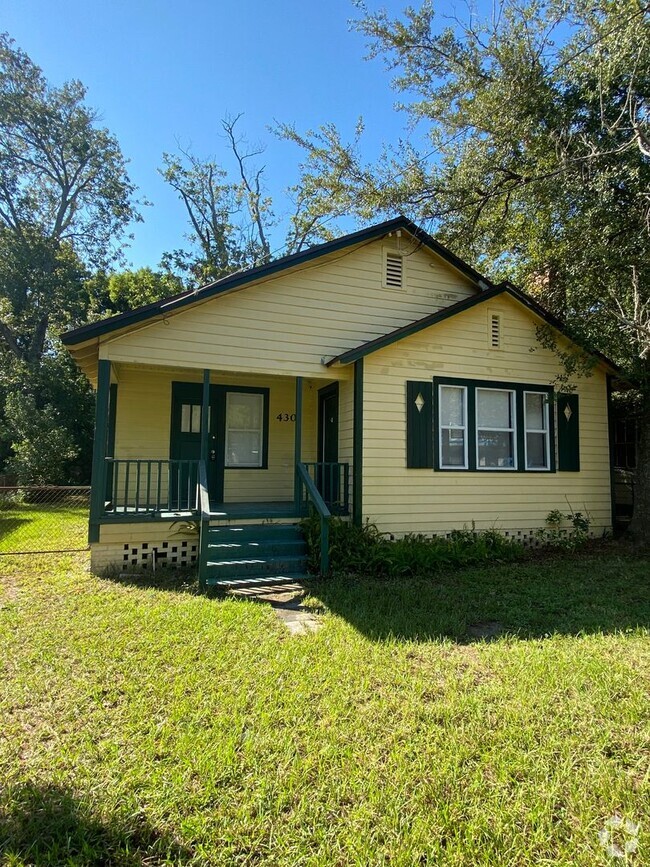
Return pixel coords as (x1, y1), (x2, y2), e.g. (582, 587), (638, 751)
(536, 508), (591, 550)
(300, 515), (524, 577)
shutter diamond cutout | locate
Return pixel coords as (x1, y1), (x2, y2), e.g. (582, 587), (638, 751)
(415, 392), (425, 413)
(564, 403), (573, 422)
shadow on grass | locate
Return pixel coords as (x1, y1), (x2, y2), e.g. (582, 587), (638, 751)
(100, 567), (202, 595)
(0, 782), (194, 866)
(0, 517), (30, 541)
(308, 551), (650, 643)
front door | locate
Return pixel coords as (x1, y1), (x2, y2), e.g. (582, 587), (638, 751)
(170, 382), (219, 507)
(318, 383), (339, 507)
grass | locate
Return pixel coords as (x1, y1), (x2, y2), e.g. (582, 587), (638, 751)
(0, 505), (88, 554)
(0, 550), (649, 865)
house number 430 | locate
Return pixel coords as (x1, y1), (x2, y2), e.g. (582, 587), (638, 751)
(276, 413), (296, 422)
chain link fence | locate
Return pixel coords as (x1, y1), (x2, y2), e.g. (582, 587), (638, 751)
(0, 486), (90, 555)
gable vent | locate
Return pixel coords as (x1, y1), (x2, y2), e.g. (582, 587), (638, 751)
(490, 313), (501, 348)
(385, 253), (404, 288)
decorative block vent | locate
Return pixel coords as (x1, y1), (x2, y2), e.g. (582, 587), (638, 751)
(385, 252), (404, 288)
(122, 540), (198, 570)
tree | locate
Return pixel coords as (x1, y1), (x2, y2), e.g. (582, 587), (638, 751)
(0, 33), (139, 482)
(159, 114), (347, 287)
(103, 267), (184, 313)
(281, 0), (650, 539)
(160, 116), (276, 286)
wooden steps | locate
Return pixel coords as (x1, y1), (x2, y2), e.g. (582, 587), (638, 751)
(202, 523), (310, 587)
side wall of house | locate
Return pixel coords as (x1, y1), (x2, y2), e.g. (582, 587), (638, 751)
(362, 293), (612, 538)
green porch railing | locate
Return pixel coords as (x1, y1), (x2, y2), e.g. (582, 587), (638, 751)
(296, 462), (331, 576)
(104, 459), (201, 515)
(300, 462), (349, 515)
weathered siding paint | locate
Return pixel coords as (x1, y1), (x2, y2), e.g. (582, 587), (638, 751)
(112, 366), (326, 503)
(100, 241), (476, 378)
(362, 294), (612, 536)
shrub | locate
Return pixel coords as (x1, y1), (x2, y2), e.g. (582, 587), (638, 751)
(535, 508), (591, 550)
(300, 515), (524, 577)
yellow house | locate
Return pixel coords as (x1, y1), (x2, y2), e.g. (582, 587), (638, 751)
(62, 217), (618, 584)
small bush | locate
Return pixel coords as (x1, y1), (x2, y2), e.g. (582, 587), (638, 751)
(535, 508), (591, 550)
(300, 515), (524, 577)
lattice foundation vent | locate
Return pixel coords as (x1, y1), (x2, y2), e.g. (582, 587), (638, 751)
(122, 540), (198, 569)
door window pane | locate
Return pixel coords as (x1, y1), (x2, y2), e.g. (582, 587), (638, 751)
(180, 403), (202, 433)
(225, 392), (264, 467)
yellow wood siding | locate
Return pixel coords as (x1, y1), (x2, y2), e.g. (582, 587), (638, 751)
(362, 294), (612, 536)
(100, 240), (476, 378)
(112, 366), (324, 503)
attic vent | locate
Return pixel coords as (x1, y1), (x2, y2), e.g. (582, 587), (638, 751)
(490, 313), (501, 348)
(385, 252), (404, 288)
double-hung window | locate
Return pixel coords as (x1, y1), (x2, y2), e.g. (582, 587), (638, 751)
(433, 377), (555, 473)
(476, 388), (516, 469)
(225, 391), (267, 468)
(524, 391), (551, 470)
(439, 384), (468, 469)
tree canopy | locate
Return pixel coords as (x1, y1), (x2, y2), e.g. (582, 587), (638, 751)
(0, 33), (139, 483)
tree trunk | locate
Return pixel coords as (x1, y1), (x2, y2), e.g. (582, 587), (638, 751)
(628, 390), (650, 544)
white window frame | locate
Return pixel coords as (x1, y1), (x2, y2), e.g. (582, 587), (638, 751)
(224, 392), (264, 468)
(438, 384), (468, 469)
(524, 390), (551, 471)
(476, 387), (517, 471)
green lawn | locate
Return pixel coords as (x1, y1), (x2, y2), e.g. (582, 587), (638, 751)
(0, 550), (648, 865)
(0, 505), (88, 554)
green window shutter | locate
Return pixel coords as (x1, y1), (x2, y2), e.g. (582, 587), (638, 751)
(406, 381), (434, 468)
(558, 393), (580, 471)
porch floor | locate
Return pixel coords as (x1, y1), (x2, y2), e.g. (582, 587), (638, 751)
(103, 500), (300, 522)
(209, 501), (299, 520)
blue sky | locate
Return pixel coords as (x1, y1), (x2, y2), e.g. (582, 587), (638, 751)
(3, 0), (421, 269)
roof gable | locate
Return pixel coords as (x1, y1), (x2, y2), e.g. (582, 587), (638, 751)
(326, 282), (620, 374)
(61, 216), (492, 348)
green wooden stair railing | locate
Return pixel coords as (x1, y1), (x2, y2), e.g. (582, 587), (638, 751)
(300, 462), (349, 515)
(197, 460), (211, 589)
(296, 461), (331, 576)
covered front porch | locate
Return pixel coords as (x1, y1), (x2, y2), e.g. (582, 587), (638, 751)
(89, 362), (356, 573)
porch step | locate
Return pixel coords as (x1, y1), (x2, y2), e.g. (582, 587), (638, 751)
(207, 523), (302, 541)
(202, 523), (309, 584)
(204, 574), (310, 589)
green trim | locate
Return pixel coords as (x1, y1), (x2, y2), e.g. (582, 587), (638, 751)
(294, 377), (303, 510)
(353, 359), (363, 526)
(558, 392), (580, 472)
(328, 283), (621, 375)
(89, 360), (111, 544)
(406, 381), (434, 468)
(105, 383), (118, 501)
(433, 376), (555, 474)
(200, 369), (210, 466)
(62, 216), (492, 348)
(606, 375), (616, 527)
